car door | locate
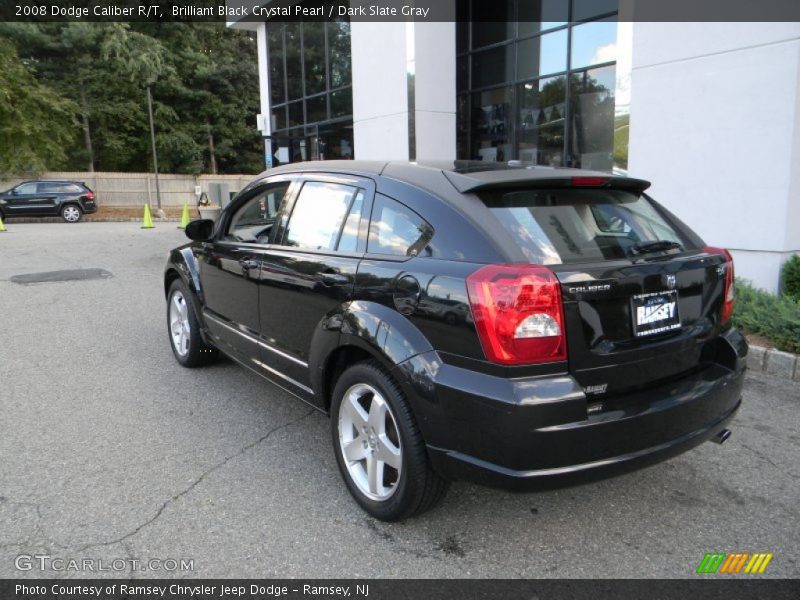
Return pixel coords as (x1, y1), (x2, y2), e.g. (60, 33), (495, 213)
(258, 174), (372, 394)
(35, 182), (65, 215)
(199, 177), (296, 363)
(4, 182), (45, 216)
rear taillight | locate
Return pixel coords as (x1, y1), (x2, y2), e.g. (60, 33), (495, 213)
(466, 264), (567, 365)
(703, 246), (735, 324)
(84, 191), (95, 200)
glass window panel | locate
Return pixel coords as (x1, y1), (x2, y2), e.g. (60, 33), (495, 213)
(471, 0), (515, 48)
(572, 0), (618, 21)
(288, 101), (304, 128)
(330, 87), (352, 118)
(457, 54), (468, 92)
(284, 181), (356, 251)
(306, 95), (327, 123)
(225, 183), (289, 244)
(517, 29), (567, 80)
(336, 190), (364, 252)
(318, 121), (354, 159)
(567, 65), (616, 171)
(457, 94), (470, 157)
(570, 19), (617, 69)
(470, 86), (513, 162)
(271, 106), (286, 132)
(268, 27), (285, 105)
(518, 76), (566, 166)
(471, 45), (514, 88)
(368, 195), (433, 257)
(303, 22), (326, 96)
(285, 23), (303, 100)
(328, 20), (352, 89)
(518, 0), (568, 36)
(456, 0), (469, 53)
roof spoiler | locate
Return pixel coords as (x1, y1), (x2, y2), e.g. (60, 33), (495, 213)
(443, 170), (651, 194)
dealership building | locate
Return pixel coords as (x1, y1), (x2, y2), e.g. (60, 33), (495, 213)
(231, 2), (800, 293)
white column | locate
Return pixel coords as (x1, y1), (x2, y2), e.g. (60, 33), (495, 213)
(412, 22), (457, 161)
(255, 22), (271, 137)
(351, 22), (411, 160)
(351, 20), (456, 161)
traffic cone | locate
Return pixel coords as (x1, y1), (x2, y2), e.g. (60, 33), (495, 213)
(178, 202), (190, 229)
(141, 203), (154, 229)
(0, 215), (6, 233)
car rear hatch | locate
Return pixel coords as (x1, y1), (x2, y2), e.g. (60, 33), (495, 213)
(455, 171), (735, 398)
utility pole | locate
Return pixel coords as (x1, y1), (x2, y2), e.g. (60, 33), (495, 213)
(146, 84), (161, 209)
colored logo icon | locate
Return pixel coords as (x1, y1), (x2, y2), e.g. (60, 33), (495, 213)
(697, 552), (773, 574)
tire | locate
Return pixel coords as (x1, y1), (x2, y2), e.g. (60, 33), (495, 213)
(61, 204), (82, 223)
(167, 279), (218, 367)
(331, 360), (449, 521)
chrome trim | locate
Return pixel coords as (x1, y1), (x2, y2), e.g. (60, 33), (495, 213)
(220, 349), (324, 414)
(252, 359), (314, 395)
(203, 311), (309, 368)
(259, 339), (309, 368)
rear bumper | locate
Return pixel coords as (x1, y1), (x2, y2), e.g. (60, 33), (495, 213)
(409, 330), (746, 491)
(81, 201), (98, 214)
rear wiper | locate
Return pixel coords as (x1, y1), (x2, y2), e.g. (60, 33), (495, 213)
(628, 240), (683, 256)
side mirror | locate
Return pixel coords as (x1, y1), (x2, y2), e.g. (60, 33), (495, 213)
(185, 219), (215, 241)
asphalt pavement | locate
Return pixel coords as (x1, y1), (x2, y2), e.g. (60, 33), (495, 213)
(0, 222), (798, 578)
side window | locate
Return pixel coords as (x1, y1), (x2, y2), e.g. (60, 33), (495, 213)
(336, 190), (365, 253)
(15, 183), (37, 194)
(40, 182), (82, 193)
(223, 182), (289, 244)
(283, 181), (358, 251)
(368, 194), (433, 257)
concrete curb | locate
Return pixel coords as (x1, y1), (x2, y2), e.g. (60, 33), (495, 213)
(4, 217), (183, 223)
(748, 344), (800, 381)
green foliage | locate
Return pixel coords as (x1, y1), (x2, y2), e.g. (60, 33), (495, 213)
(782, 255), (800, 300)
(0, 39), (78, 178)
(733, 279), (800, 354)
(0, 22), (262, 175)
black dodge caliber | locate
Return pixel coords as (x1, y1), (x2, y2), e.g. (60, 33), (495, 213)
(164, 161), (746, 520)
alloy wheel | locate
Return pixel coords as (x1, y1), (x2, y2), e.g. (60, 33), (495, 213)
(63, 206), (81, 222)
(338, 383), (403, 501)
(169, 291), (191, 357)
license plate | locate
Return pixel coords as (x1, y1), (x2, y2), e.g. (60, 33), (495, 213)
(631, 290), (680, 337)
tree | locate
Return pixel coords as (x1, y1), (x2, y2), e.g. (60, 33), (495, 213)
(0, 22), (262, 175)
(0, 39), (77, 178)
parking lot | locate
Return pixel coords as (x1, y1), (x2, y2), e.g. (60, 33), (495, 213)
(0, 221), (798, 578)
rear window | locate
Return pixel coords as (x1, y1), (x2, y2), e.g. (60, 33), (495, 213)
(480, 188), (692, 265)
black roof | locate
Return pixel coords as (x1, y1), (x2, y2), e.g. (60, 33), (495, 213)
(261, 160), (650, 194)
(16, 179), (86, 185)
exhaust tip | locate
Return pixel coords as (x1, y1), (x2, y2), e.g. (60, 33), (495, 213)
(712, 429), (732, 444)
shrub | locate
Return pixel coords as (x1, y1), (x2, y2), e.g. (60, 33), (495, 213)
(733, 279), (800, 354)
(783, 254), (800, 300)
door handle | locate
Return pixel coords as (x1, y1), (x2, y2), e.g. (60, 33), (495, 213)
(319, 272), (348, 285)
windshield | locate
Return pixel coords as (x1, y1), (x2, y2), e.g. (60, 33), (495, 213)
(480, 188), (692, 265)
